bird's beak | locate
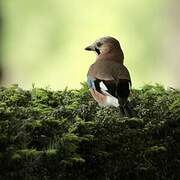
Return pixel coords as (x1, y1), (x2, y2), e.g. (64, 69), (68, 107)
(84, 45), (95, 51)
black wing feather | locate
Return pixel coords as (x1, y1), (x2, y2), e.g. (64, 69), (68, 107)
(102, 79), (130, 98)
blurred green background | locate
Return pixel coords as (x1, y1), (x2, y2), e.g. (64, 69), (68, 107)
(1, 0), (180, 89)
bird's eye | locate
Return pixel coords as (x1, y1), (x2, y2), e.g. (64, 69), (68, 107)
(96, 42), (102, 47)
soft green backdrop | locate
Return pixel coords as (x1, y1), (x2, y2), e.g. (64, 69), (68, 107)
(1, 0), (179, 89)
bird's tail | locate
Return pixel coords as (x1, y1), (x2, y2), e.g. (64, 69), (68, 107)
(118, 98), (134, 118)
(124, 101), (134, 118)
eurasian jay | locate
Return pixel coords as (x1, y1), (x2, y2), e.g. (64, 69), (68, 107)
(85, 36), (133, 117)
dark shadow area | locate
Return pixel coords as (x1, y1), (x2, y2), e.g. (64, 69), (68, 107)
(0, 3), (3, 84)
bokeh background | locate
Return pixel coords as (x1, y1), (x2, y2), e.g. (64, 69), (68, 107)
(1, 0), (180, 89)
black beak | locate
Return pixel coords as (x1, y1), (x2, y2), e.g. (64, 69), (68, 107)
(84, 45), (95, 51)
(85, 44), (101, 55)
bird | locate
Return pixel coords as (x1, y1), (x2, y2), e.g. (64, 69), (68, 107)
(85, 36), (133, 117)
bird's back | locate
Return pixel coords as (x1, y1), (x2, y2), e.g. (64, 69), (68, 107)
(88, 59), (131, 82)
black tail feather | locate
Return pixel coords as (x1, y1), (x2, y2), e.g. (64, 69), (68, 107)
(119, 106), (126, 117)
(118, 98), (134, 118)
(124, 101), (134, 118)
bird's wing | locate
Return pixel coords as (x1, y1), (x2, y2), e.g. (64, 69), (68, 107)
(87, 74), (130, 98)
(87, 60), (131, 107)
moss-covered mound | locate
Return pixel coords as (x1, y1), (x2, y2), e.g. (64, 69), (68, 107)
(0, 84), (180, 180)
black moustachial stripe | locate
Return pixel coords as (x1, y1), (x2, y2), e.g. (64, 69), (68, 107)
(95, 48), (100, 55)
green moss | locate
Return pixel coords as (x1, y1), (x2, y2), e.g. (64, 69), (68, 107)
(147, 145), (167, 152)
(11, 153), (22, 161)
(0, 84), (180, 180)
(45, 149), (58, 157)
(16, 149), (43, 158)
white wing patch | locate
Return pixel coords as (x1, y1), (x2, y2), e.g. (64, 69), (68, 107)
(99, 81), (119, 107)
(99, 81), (108, 91)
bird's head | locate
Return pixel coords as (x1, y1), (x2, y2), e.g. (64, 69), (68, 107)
(85, 36), (124, 62)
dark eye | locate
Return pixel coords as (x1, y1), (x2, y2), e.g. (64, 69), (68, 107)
(96, 42), (102, 47)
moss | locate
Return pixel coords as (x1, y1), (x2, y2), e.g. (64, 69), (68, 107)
(45, 149), (58, 158)
(16, 149), (43, 158)
(0, 84), (180, 180)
